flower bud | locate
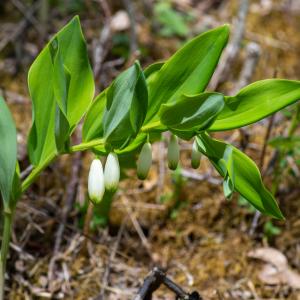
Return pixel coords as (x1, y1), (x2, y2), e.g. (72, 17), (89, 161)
(137, 142), (152, 180)
(191, 140), (202, 169)
(168, 134), (180, 170)
(104, 152), (120, 191)
(88, 159), (105, 204)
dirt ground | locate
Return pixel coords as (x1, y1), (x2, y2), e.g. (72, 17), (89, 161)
(1, 0), (300, 299)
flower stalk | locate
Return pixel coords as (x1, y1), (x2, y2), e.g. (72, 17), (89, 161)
(0, 209), (14, 300)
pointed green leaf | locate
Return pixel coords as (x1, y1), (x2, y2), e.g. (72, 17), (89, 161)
(82, 89), (107, 142)
(0, 96), (19, 209)
(144, 61), (164, 78)
(210, 79), (300, 131)
(102, 61), (148, 149)
(196, 133), (284, 219)
(145, 25), (229, 123)
(223, 174), (234, 199)
(82, 62), (163, 144)
(49, 38), (71, 152)
(55, 105), (70, 152)
(81, 25), (229, 145)
(117, 133), (148, 154)
(28, 16), (94, 165)
(159, 92), (224, 139)
(10, 162), (21, 208)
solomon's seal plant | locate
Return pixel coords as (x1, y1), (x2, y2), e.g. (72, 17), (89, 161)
(1, 16), (300, 298)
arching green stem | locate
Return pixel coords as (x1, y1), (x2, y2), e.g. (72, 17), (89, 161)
(0, 209), (13, 300)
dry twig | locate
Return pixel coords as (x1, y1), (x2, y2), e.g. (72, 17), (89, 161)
(48, 151), (82, 290)
(122, 0), (139, 65)
(96, 218), (127, 300)
(209, 0), (249, 90)
(122, 197), (153, 260)
(234, 42), (261, 93)
(11, 0), (43, 35)
(93, 0), (112, 85)
(0, 2), (40, 52)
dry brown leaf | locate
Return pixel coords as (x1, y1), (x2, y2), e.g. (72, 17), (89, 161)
(259, 264), (285, 285)
(248, 247), (300, 289)
(248, 247), (288, 271)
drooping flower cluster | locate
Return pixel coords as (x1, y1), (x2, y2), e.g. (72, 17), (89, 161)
(88, 152), (120, 204)
(88, 137), (202, 203)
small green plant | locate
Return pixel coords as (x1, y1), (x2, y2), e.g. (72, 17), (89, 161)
(154, 1), (191, 37)
(1, 16), (300, 298)
(264, 220), (281, 240)
(268, 103), (300, 194)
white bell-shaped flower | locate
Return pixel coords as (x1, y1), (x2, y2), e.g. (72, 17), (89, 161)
(88, 159), (105, 204)
(104, 152), (120, 191)
(137, 142), (152, 180)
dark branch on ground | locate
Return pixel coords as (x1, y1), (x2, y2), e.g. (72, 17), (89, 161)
(134, 267), (202, 300)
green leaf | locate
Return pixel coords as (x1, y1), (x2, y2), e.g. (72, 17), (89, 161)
(223, 174), (234, 199)
(10, 162), (21, 208)
(159, 92), (224, 139)
(238, 195), (256, 212)
(28, 16), (94, 165)
(49, 38), (72, 152)
(102, 61), (148, 149)
(196, 133), (284, 219)
(116, 131), (161, 155)
(145, 25), (229, 124)
(91, 134), (149, 157)
(264, 220), (281, 238)
(210, 79), (300, 131)
(268, 136), (300, 150)
(144, 62), (164, 79)
(83, 61), (164, 144)
(0, 96), (19, 209)
(83, 95), (156, 155)
(91, 132), (161, 156)
(82, 25), (229, 145)
(117, 133), (147, 154)
(82, 89), (107, 142)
